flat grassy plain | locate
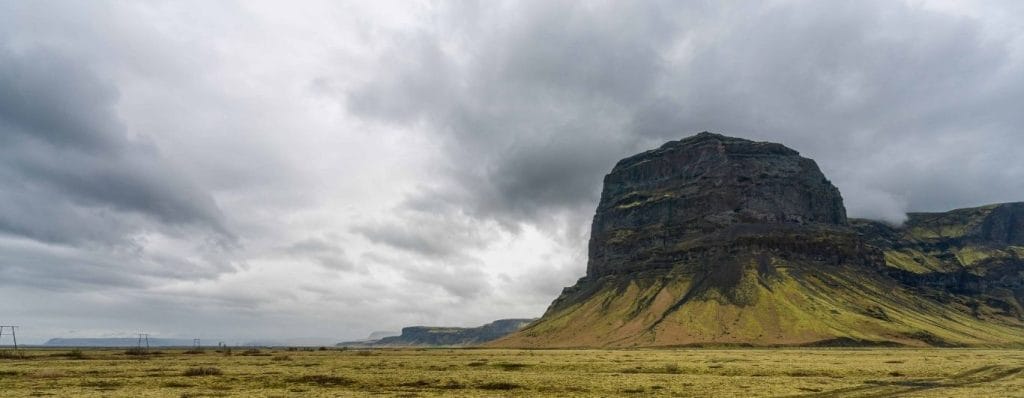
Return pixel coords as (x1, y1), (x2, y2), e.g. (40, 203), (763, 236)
(1, 347), (1023, 397)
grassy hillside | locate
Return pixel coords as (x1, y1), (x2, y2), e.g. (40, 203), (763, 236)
(496, 254), (1024, 348)
(496, 203), (1024, 348)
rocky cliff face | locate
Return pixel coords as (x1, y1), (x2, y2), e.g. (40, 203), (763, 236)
(588, 132), (848, 277)
(494, 133), (1024, 348)
(852, 203), (1024, 319)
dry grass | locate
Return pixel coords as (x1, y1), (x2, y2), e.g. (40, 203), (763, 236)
(0, 347), (1022, 396)
(182, 367), (222, 377)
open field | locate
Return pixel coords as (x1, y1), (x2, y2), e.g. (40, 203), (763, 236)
(1, 347), (1023, 397)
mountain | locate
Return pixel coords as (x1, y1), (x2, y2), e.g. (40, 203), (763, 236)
(852, 203), (1024, 319)
(338, 319), (535, 347)
(494, 132), (1024, 348)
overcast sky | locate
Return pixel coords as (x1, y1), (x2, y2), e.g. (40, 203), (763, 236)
(2, 0), (1023, 344)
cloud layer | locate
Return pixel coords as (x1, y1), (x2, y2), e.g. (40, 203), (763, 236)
(2, 0), (1024, 343)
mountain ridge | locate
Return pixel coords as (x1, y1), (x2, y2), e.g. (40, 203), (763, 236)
(338, 318), (535, 347)
(493, 133), (1024, 348)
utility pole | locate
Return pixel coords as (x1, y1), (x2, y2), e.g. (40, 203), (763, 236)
(137, 333), (149, 351)
(193, 338), (201, 349)
(0, 326), (20, 356)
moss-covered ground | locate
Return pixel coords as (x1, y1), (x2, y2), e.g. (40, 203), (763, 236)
(1, 347), (1022, 397)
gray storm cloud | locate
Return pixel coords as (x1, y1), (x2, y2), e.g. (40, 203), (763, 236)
(0, 48), (229, 245)
(345, 0), (1024, 226)
(2, 0), (1024, 342)
(0, 43), (238, 294)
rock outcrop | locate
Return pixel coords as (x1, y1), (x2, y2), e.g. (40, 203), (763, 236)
(588, 132), (851, 277)
(494, 133), (1024, 348)
(853, 203), (1024, 319)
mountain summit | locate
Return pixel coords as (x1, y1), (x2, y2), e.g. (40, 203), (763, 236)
(495, 133), (1024, 347)
(588, 131), (848, 278)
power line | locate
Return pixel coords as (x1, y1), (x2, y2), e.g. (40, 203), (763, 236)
(137, 333), (150, 351)
(0, 326), (21, 357)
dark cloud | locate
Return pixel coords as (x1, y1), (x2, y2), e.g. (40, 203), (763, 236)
(0, 47), (230, 246)
(283, 237), (354, 271)
(0, 241), (145, 289)
(0, 37), (237, 294)
(4, 0), (1024, 343)
(354, 222), (463, 258)
(0, 49), (123, 151)
(344, 1), (699, 226)
(345, 1), (1024, 225)
(352, 207), (496, 260)
(0, 235), (237, 291)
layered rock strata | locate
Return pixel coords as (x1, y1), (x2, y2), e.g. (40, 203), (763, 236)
(494, 133), (1024, 347)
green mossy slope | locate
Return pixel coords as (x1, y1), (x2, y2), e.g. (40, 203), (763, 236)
(497, 133), (1024, 348)
(496, 253), (1024, 347)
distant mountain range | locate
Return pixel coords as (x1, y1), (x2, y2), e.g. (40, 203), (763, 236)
(338, 319), (535, 347)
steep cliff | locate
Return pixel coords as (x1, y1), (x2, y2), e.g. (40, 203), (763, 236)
(494, 133), (1024, 348)
(853, 203), (1024, 320)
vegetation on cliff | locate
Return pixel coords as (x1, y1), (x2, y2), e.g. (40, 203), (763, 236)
(495, 133), (1024, 348)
